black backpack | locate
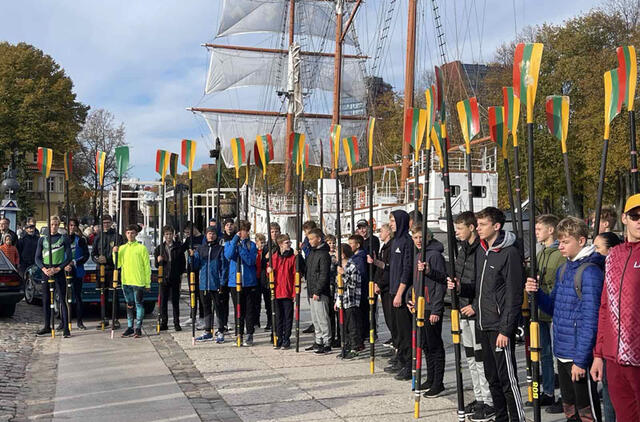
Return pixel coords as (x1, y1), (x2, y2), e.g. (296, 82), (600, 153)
(556, 261), (597, 300)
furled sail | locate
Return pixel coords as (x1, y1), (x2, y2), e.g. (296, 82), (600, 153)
(216, 0), (356, 46)
(198, 111), (367, 169)
(205, 47), (367, 101)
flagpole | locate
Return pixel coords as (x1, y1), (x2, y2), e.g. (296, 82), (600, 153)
(629, 111), (638, 194)
(503, 157), (518, 237)
(465, 151), (474, 213)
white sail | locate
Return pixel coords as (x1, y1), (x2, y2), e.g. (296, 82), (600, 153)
(205, 47), (366, 101)
(216, 0), (356, 46)
(198, 111), (367, 169)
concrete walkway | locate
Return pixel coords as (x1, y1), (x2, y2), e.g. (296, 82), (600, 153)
(51, 328), (200, 422)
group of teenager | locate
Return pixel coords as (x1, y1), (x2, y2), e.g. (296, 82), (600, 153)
(24, 192), (640, 422)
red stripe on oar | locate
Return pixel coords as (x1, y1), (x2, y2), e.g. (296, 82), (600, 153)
(618, 47), (628, 104)
(416, 348), (422, 369)
(412, 330), (416, 348)
(545, 98), (555, 136)
(513, 43), (524, 99)
(339, 310), (344, 324)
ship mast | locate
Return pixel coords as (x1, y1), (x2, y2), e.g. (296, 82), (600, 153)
(400, 0), (417, 190)
(285, 0), (296, 193)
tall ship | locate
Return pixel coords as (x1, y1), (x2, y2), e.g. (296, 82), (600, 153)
(184, 0), (501, 241)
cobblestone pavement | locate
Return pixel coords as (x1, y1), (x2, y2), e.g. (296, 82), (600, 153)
(0, 301), (59, 422)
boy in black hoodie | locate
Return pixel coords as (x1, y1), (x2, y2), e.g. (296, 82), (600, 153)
(154, 226), (187, 331)
(449, 207), (525, 422)
(454, 211), (494, 420)
(384, 210), (414, 379)
(413, 225), (447, 396)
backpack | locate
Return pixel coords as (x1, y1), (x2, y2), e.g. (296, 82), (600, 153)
(556, 261), (597, 300)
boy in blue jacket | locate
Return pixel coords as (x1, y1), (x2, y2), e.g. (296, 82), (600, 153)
(526, 217), (603, 422)
(192, 227), (224, 343)
(224, 220), (258, 346)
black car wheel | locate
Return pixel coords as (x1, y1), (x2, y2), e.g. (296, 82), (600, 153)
(24, 273), (38, 305)
(0, 303), (16, 317)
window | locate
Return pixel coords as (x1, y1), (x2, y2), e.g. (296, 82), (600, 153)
(472, 186), (486, 198)
(48, 177), (56, 192)
(25, 178), (33, 192)
(451, 185), (461, 197)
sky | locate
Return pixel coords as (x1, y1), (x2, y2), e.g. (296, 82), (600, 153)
(0, 0), (606, 181)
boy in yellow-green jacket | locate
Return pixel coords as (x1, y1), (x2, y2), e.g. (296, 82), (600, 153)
(114, 225), (151, 338)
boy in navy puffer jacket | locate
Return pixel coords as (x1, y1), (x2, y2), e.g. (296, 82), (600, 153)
(526, 217), (603, 422)
(192, 227), (224, 343)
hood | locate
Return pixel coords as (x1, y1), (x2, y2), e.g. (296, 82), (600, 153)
(351, 249), (368, 277)
(482, 230), (516, 252)
(392, 210), (410, 238)
(425, 238), (445, 253)
(278, 248), (294, 258)
(313, 242), (330, 252)
(571, 244), (598, 262)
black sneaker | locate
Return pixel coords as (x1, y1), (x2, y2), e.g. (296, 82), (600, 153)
(423, 384), (445, 398)
(77, 322), (86, 330)
(343, 350), (359, 360)
(314, 345), (330, 355)
(174, 324), (182, 332)
(419, 380), (433, 392)
(282, 341), (291, 350)
(36, 327), (51, 336)
(464, 400), (479, 416)
(121, 327), (134, 337)
(470, 404), (496, 422)
(96, 321), (110, 330)
(394, 366), (412, 381)
(383, 338), (393, 346)
(63, 331), (71, 338)
(330, 339), (341, 348)
(134, 329), (142, 338)
(113, 320), (121, 329)
(305, 343), (320, 352)
(302, 324), (315, 334)
(540, 393), (555, 406)
(546, 398), (563, 414)
(384, 361), (403, 374)
(159, 324), (168, 331)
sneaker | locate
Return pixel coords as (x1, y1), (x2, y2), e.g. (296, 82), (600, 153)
(343, 350), (359, 360)
(419, 380), (433, 392)
(134, 329), (142, 338)
(545, 398), (563, 414)
(112, 320), (121, 329)
(282, 341), (291, 350)
(330, 339), (341, 348)
(77, 322), (86, 330)
(423, 384), (445, 398)
(242, 334), (254, 347)
(394, 366), (412, 381)
(314, 345), (330, 355)
(174, 324), (182, 332)
(384, 362), (403, 374)
(223, 326), (229, 333)
(215, 332), (225, 343)
(121, 327), (134, 337)
(36, 327), (52, 336)
(196, 332), (214, 342)
(63, 331), (71, 338)
(305, 343), (321, 352)
(464, 400), (479, 416)
(470, 404), (496, 422)
(274, 341), (282, 350)
(159, 324), (168, 331)
(383, 338), (393, 347)
(302, 324), (315, 334)
(540, 393), (555, 406)
(96, 320), (110, 330)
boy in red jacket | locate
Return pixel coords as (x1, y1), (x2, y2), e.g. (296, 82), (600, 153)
(592, 194), (640, 421)
(268, 234), (296, 349)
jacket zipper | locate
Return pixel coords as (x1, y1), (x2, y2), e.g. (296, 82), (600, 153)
(478, 253), (489, 330)
(616, 247), (632, 360)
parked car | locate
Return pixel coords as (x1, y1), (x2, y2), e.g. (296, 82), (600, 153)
(24, 253), (160, 314)
(0, 250), (24, 317)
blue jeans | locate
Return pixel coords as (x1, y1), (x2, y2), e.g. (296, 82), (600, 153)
(122, 285), (145, 329)
(602, 361), (616, 422)
(540, 320), (555, 396)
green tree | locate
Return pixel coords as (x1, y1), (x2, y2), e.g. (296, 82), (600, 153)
(0, 42), (88, 220)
